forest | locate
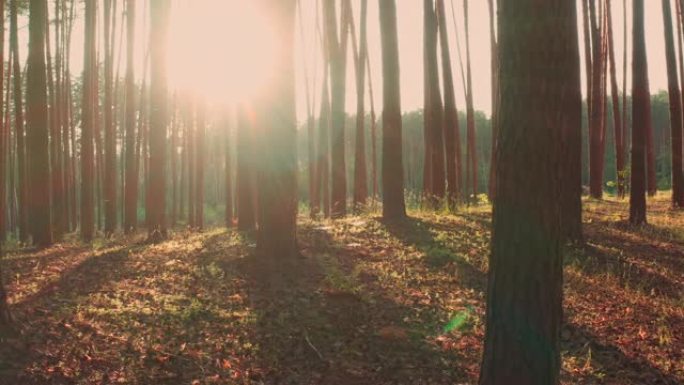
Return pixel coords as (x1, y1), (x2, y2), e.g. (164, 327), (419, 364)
(0, 0), (682, 384)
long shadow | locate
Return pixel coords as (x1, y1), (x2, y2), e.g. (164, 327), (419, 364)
(216, 225), (475, 385)
(0, 242), (144, 384)
(562, 323), (683, 384)
(379, 215), (487, 293)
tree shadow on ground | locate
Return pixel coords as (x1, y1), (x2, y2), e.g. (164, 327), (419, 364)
(216, 224), (472, 385)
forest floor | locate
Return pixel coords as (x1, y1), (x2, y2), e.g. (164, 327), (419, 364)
(0, 195), (682, 385)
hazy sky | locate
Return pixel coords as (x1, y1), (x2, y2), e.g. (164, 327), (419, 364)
(16, 0), (674, 122)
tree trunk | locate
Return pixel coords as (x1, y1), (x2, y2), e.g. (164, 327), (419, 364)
(147, 0), (169, 241)
(10, 0), (27, 243)
(256, 0), (298, 258)
(379, 0), (406, 220)
(236, 104), (256, 231)
(47, 0), (64, 240)
(224, 113), (233, 227)
(607, 0), (626, 203)
(464, 0), (478, 202)
(26, 0), (53, 247)
(486, 0), (498, 201)
(479, 0), (579, 382)
(352, 0), (369, 210)
(630, 0), (649, 225)
(317, 75), (331, 218)
(424, 0), (445, 208)
(588, 0), (606, 199)
(662, 0), (684, 206)
(123, 0), (137, 233)
(170, 95), (178, 226)
(103, 0), (116, 235)
(324, 0), (349, 218)
(194, 99), (205, 230)
(436, 0), (460, 210)
(0, 0), (6, 242)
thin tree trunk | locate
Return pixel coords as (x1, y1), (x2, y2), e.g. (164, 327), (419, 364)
(437, 0), (460, 210)
(379, 0), (406, 220)
(194, 99), (205, 230)
(147, 0), (169, 241)
(486, 0), (498, 201)
(104, 0), (116, 235)
(170, 94), (178, 226)
(589, 0), (606, 199)
(607, 0), (626, 203)
(630, 0), (649, 224)
(10, 0), (27, 243)
(479, 0), (579, 382)
(464, 0), (477, 202)
(123, 0), (137, 233)
(352, 0), (368, 210)
(48, 0), (65, 240)
(236, 104), (256, 231)
(224, 113), (233, 227)
(324, 0), (349, 218)
(662, 0), (684, 206)
(0, 0), (6, 242)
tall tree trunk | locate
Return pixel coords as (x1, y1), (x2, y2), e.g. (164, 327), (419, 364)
(10, 0), (27, 243)
(317, 76), (331, 218)
(186, 99), (195, 227)
(256, 0), (298, 258)
(589, 0), (606, 199)
(622, 0), (628, 199)
(81, 0), (96, 241)
(607, 0), (626, 203)
(662, 0), (684, 206)
(147, 0), (169, 241)
(48, 0), (65, 240)
(424, 0), (445, 208)
(324, 0), (349, 218)
(170, 94), (178, 226)
(224, 113), (233, 227)
(437, 0), (460, 210)
(366, 48), (378, 204)
(194, 99), (205, 230)
(0, 0), (10, 328)
(123, 0), (137, 233)
(630, 0), (649, 225)
(236, 104), (256, 231)
(464, 0), (477, 202)
(479, 0), (580, 382)
(352, 0), (368, 210)
(26, 0), (53, 247)
(104, 0), (116, 235)
(0, 0), (6, 242)
(486, 0), (498, 201)
(379, 0), (406, 220)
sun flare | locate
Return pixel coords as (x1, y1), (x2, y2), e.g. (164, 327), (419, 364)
(167, 0), (278, 105)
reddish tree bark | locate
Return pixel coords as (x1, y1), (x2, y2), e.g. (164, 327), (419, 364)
(10, 0), (27, 243)
(607, 0), (626, 200)
(662, 0), (684, 206)
(464, 0), (477, 202)
(630, 0), (650, 224)
(479, 0), (580, 382)
(380, 0), (406, 220)
(437, 0), (461, 209)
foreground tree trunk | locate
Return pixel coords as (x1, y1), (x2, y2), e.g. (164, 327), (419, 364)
(81, 0), (96, 241)
(256, 0), (298, 257)
(26, 0), (53, 247)
(630, 0), (649, 225)
(379, 0), (406, 220)
(479, 0), (580, 383)
(147, 0), (169, 241)
(0, 0), (6, 242)
(662, 0), (684, 207)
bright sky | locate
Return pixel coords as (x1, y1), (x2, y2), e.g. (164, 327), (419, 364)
(14, 0), (674, 122)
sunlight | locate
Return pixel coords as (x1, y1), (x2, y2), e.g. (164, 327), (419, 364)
(167, 0), (277, 105)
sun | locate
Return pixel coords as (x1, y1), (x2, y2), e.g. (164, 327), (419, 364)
(167, 0), (278, 106)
